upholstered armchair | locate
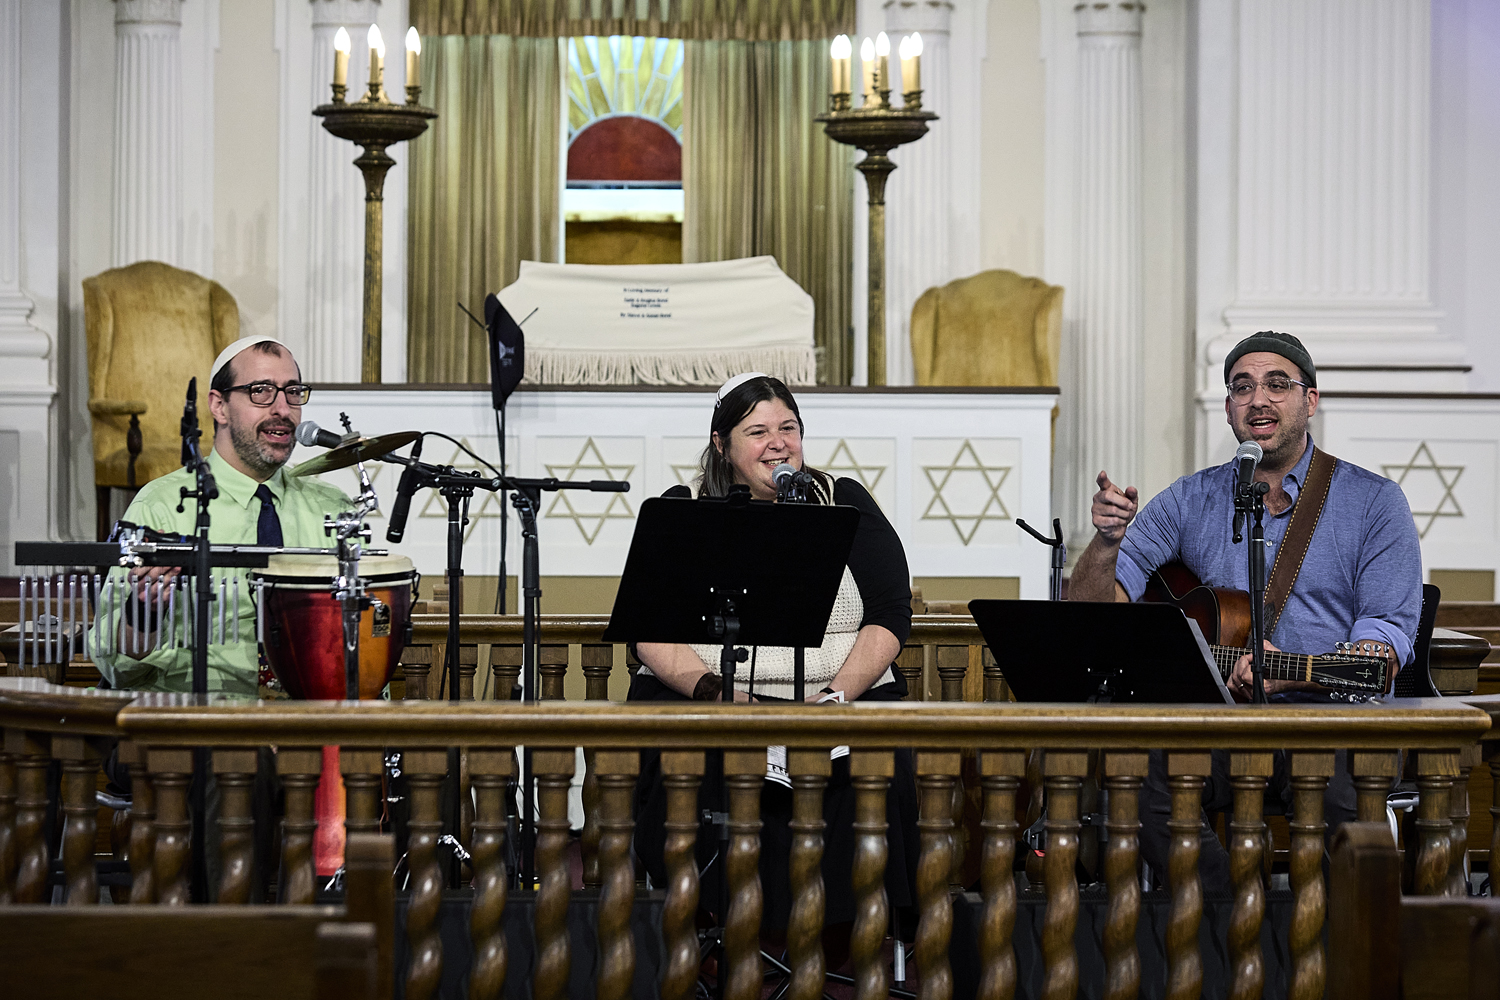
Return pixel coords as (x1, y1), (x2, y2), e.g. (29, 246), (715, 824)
(84, 261), (240, 537)
(910, 269), (1063, 387)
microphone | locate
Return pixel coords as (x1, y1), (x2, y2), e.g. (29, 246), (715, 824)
(385, 436), (425, 543)
(485, 294), (526, 410)
(180, 377), (200, 466)
(772, 462), (798, 490)
(1235, 440), (1263, 494)
(296, 420), (344, 450)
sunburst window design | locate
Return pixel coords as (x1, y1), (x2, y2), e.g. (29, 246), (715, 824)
(566, 37), (684, 188)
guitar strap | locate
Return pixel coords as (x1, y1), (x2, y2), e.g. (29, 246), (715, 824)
(1262, 446), (1337, 636)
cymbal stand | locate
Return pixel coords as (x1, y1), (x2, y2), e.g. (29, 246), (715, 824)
(324, 442), (380, 701)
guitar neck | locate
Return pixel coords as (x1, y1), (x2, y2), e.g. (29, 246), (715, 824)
(1209, 645), (1317, 683)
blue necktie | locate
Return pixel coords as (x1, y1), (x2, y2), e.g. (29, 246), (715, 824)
(255, 484), (283, 547)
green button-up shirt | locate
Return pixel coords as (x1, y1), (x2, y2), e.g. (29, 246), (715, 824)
(92, 448), (352, 695)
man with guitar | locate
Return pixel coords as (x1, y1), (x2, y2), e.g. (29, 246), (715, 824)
(1070, 330), (1422, 889)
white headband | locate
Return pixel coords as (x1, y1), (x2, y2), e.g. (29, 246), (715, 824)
(715, 371), (770, 407)
(210, 335), (289, 382)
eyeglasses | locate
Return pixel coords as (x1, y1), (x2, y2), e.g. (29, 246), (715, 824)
(1225, 376), (1309, 404)
(227, 382), (313, 406)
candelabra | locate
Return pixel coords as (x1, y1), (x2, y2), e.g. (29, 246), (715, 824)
(817, 33), (936, 386)
(313, 26), (436, 383)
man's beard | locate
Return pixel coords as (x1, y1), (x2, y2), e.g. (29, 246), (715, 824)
(228, 415), (295, 479)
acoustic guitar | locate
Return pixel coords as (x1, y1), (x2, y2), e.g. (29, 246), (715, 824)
(1142, 561), (1389, 695)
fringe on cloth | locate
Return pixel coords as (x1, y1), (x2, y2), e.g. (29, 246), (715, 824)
(525, 347), (817, 387)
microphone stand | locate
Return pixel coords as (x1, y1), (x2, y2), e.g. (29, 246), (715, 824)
(1233, 479), (1271, 704)
(1017, 517), (1066, 601)
(174, 378), (217, 903)
(378, 452), (628, 889)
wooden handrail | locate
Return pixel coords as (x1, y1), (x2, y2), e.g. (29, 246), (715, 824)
(407, 612), (985, 648)
(113, 697), (1491, 751)
(0, 676), (136, 735)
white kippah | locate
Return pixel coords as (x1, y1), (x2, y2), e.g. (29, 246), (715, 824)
(715, 371), (770, 407)
(210, 335), (289, 382)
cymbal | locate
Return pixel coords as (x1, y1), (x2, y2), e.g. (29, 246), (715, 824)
(290, 431), (421, 478)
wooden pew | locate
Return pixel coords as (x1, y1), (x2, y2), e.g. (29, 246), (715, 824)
(1329, 822), (1500, 1000)
(0, 831), (394, 1000)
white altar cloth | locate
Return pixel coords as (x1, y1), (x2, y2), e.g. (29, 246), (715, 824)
(498, 256), (816, 386)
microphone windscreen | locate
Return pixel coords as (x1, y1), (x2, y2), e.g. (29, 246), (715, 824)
(1236, 440), (1264, 463)
(295, 421), (322, 447)
(772, 462), (797, 485)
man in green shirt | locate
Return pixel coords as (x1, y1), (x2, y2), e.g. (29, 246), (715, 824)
(94, 336), (351, 695)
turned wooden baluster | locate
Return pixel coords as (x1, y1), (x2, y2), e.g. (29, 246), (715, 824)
(937, 645), (968, 703)
(1165, 751), (1210, 1000)
(149, 747), (193, 906)
(897, 646), (925, 701)
(277, 747), (320, 905)
(787, 749), (831, 1000)
(0, 747), (17, 903)
(213, 749), (257, 905)
(1490, 753), (1500, 892)
(534, 748), (577, 1000)
(1412, 751), (1456, 896)
(470, 748), (514, 1000)
(539, 645), (569, 701)
(1448, 745), (1481, 896)
(401, 644), (433, 700)
(851, 750), (894, 1000)
(982, 647), (1009, 703)
(1350, 751), (1399, 828)
(724, 749), (766, 1000)
(342, 747), (384, 836)
(916, 751), (960, 1000)
(661, 752), (705, 1000)
(458, 644), (479, 700)
(595, 750), (639, 1000)
(1228, 752), (1272, 1000)
(579, 644), (613, 890)
(404, 749), (448, 1000)
(1103, 752), (1148, 1000)
(1041, 750), (1087, 1000)
(978, 750), (1023, 1000)
(9, 731), (51, 904)
(53, 734), (100, 905)
(122, 742), (155, 904)
(490, 643), (522, 702)
(1289, 752), (1333, 1000)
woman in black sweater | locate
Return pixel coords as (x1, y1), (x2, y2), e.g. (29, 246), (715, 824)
(628, 372), (918, 942)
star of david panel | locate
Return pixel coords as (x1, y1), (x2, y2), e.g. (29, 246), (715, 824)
(803, 438), (896, 511)
(536, 437), (642, 544)
(1383, 441), (1465, 539)
(663, 436), (706, 493)
(912, 438), (1021, 547)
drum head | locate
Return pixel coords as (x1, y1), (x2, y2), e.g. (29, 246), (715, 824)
(259, 552), (414, 583)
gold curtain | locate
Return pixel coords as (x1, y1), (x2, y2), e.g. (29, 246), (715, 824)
(412, 0), (854, 41)
(406, 35), (560, 383)
(683, 40), (853, 384)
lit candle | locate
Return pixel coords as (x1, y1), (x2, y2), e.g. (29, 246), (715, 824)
(367, 23), (385, 97)
(830, 34), (852, 96)
(860, 36), (876, 103)
(909, 31), (922, 94)
(333, 26), (350, 95)
(875, 31), (890, 97)
(405, 27), (420, 99)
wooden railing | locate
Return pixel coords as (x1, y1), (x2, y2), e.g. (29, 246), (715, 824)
(1, 677), (1494, 1000)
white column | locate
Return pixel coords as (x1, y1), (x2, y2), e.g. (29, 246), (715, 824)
(1068, 2), (1143, 543)
(113, 0), (184, 267)
(305, 0), (379, 383)
(881, 1), (951, 387)
(0, 0), (37, 357)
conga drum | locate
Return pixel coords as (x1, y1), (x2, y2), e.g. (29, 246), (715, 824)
(254, 553), (417, 700)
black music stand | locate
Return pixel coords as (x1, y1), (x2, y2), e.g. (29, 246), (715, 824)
(602, 491), (859, 679)
(968, 599), (1235, 704)
(603, 490), (858, 998)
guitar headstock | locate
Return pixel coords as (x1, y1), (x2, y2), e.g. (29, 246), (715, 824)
(1314, 644), (1390, 692)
